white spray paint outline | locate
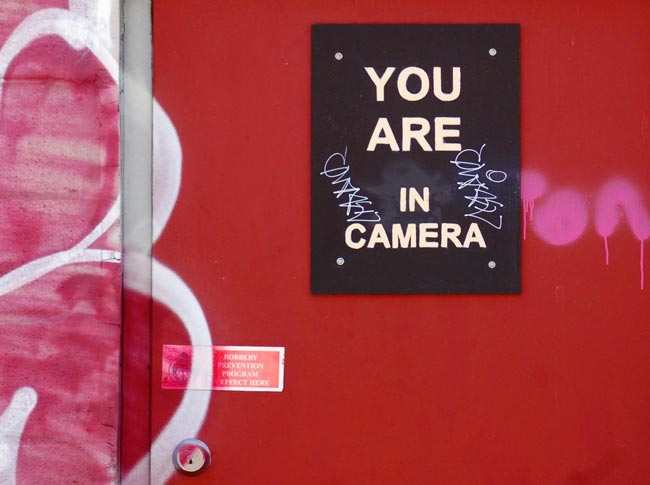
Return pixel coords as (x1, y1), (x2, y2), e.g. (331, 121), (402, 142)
(0, 388), (38, 485)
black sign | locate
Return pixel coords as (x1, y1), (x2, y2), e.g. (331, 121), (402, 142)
(311, 24), (520, 294)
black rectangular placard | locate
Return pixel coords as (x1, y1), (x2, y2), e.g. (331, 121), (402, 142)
(311, 24), (520, 294)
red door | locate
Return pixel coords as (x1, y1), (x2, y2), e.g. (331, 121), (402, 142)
(147, 1), (650, 483)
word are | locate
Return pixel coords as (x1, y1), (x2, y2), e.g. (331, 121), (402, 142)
(345, 222), (486, 249)
(367, 117), (461, 152)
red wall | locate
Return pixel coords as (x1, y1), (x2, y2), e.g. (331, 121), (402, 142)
(153, 1), (650, 483)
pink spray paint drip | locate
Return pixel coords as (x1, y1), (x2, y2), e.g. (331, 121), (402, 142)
(594, 179), (650, 290)
(522, 198), (537, 240)
(521, 170), (547, 241)
(641, 239), (645, 291)
(522, 199), (535, 240)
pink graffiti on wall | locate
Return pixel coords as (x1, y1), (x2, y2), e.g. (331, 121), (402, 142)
(0, 1), (212, 484)
(522, 170), (650, 289)
(0, 1), (121, 483)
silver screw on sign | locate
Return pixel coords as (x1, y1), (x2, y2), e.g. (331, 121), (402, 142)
(172, 439), (211, 475)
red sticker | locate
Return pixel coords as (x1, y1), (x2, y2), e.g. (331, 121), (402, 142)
(162, 345), (285, 392)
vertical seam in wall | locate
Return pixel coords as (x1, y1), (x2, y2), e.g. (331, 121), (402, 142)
(118, 3), (125, 481)
(147, 3), (154, 483)
(119, 0), (153, 482)
(147, 3), (154, 480)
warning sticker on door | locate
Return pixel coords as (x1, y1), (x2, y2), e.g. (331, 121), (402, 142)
(162, 345), (285, 392)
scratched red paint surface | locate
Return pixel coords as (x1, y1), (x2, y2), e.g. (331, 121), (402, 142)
(154, 1), (650, 484)
(0, 1), (121, 483)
